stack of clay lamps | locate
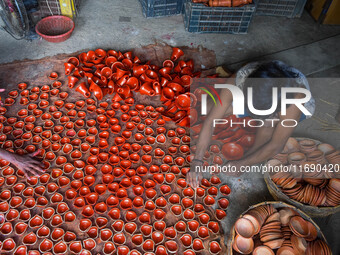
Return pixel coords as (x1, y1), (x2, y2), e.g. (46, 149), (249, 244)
(63, 47), (200, 127)
(0, 50), (231, 254)
(192, 0), (253, 7)
(232, 204), (331, 254)
(267, 137), (340, 207)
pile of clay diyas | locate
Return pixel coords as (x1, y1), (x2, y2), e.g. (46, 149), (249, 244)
(231, 204), (331, 255)
(192, 0), (253, 7)
(0, 77), (231, 253)
(268, 138), (340, 207)
(63, 47), (199, 127)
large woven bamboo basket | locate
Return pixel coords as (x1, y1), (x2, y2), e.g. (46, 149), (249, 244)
(265, 137), (340, 217)
(228, 201), (330, 255)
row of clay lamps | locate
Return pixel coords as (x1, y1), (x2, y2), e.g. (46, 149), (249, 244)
(268, 138), (340, 207)
(232, 204), (331, 255)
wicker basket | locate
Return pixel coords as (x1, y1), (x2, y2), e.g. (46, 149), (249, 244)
(265, 173), (340, 218)
(228, 201), (329, 255)
(264, 137), (340, 217)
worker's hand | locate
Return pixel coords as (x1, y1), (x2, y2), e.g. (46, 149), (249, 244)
(187, 159), (204, 188)
(9, 150), (45, 179)
(0, 88), (5, 106)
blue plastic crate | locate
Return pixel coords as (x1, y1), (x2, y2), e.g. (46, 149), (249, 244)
(256, 0), (307, 18)
(183, 0), (256, 34)
(139, 0), (184, 18)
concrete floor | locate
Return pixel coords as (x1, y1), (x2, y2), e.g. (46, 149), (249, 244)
(0, 0), (340, 253)
(0, 0), (340, 75)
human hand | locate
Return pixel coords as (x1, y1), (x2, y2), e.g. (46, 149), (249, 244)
(0, 88), (5, 106)
(9, 150), (45, 179)
(186, 159), (204, 188)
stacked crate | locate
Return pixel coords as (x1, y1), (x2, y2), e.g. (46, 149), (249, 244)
(38, 0), (81, 18)
(139, 0), (184, 18)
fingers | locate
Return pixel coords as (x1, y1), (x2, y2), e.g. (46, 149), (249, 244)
(30, 163), (44, 174)
(30, 149), (41, 157)
(30, 160), (45, 169)
(22, 169), (30, 180)
(194, 173), (199, 188)
(27, 166), (39, 177)
(0, 89), (5, 92)
(191, 172), (196, 188)
(198, 175), (203, 187)
(187, 172), (193, 188)
(186, 172), (191, 186)
(192, 172), (198, 188)
(25, 163), (44, 177)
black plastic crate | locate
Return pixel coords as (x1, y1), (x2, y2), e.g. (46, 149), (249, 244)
(139, 0), (184, 18)
(256, 0), (307, 18)
(183, 1), (256, 34)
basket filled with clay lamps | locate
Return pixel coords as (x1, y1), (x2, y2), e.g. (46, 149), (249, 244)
(264, 137), (340, 217)
(229, 201), (331, 255)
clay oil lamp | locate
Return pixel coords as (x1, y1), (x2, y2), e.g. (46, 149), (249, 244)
(5, 208), (19, 221)
(113, 233), (126, 246)
(51, 228), (65, 242)
(64, 62), (75, 75)
(1, 222), (13, 235)
(86, 227), (99, 241)
(95, 217), (108, 230)
(233, 233), (255, 254)
(164, 227), (177, 241)
(170, 47), (184, 62)
(171, 205), (182, 217)
(164, 240), (178, 253)
(63, 231), (76, 243)
(39, 99), (49, 109)
(99, 228), (112, 242)
(234, 216), (257, 240)
(82, 238), (96, 251)
(54, 100), (64, 109)
(288, 152), (307, 165)
(179, 234), (192, 248)
(111, 220), (125, 234)
(49, 72), (58, 80)
(214, 209), (227, 221)
(131, 234), (144, 248)
(46, 183), (58, 194)
(193, 208), (209, 223)
(19, 209), (31, 222)
(124, 211), (137, 223)
(4, 96), (15, 106)
(68, 241), (82, 254)
(65, 189), (77, 200)
(77, 219), (92, 233)
(125, 222), (137, 235)
(50, 87), (60, 95)
(16, 83), (27, 91)
(59, 91), (68, 100)
(50, 192), (63, 204)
